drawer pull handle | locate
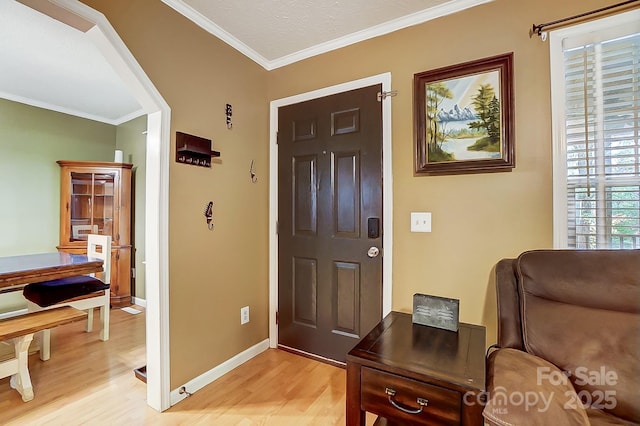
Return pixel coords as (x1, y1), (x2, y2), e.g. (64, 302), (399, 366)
(384, 387), (428, 414)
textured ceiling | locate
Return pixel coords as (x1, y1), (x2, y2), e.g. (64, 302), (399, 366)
(184, 0), (452, 60)
(164, 0), (492, 69)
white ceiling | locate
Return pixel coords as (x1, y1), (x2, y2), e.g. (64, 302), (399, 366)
(0, 0), (144, 125)
(0, 0), (490, 125)
(162, 0), (491, 69)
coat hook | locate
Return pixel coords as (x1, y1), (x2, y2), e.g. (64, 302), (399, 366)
(226, 103), (232, 129)
(250, 160), (258, 183)
(203, 201), (214, 230)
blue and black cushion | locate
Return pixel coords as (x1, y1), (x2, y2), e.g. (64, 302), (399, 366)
(23, 276), (109, 308)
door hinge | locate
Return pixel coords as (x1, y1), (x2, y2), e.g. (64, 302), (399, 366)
(276, 311), (279, 324)
(276, 221), (279, 235)
(131, 267), (136, 279)
(377, 90), (397, 102)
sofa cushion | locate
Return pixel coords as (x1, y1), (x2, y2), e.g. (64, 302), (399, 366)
(23, 275), (109, 307)
(483, 348), (589, 426)
(516, 249), (640, 423)
(587, 407), (640, 426)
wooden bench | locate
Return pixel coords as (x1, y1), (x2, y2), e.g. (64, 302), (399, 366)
(0, 306), (86, 401)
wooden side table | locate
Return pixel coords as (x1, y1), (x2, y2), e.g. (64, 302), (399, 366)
(346, 311), (486, 425)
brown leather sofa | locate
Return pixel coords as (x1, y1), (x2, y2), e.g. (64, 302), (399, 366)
(483, 249), (640, 426)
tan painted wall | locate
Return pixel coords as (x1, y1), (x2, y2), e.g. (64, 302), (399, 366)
(267, 0), (618, 346)
(82, 0), (270, 388)
(84, 0), (618, 388)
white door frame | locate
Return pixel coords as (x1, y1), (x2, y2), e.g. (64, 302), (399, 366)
(268, 73), (394, 347)
(53, 0), (172, 411)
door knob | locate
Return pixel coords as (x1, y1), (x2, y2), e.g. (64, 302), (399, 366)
(367, 246), (380, 258)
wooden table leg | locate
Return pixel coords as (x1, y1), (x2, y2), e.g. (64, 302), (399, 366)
(462, 389), (485, 425)
(346, 362), (366, 426)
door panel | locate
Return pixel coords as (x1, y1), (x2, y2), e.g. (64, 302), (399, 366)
(293, 155), (317, 235)
(334, 152), (360, 237)
(333, 261), (360, 336)
(278, 84), (383, 363)
(293, 257), (317, 327)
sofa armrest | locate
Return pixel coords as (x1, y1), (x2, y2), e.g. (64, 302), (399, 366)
(483, 348), (589, 426)
(495, 259), (524, 349)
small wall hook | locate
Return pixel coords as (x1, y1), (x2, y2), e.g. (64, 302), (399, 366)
(203, 201), (214, 230)
(250, 160), (258, 183)
(225, 103), (233, 129)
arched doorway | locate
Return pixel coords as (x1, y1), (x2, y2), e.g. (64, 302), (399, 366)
(23, 0), (172, 411)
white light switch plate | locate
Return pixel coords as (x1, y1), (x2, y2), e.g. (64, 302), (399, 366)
(411, 212), (432, 233)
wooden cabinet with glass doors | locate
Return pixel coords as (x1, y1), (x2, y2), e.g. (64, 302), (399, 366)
(57, 160), (133, 308)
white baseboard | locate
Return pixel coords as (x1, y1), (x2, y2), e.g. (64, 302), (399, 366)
(132, 297), (146, 308)
(170, 338), (270, 406)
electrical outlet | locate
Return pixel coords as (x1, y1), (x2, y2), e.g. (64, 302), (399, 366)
(241, 306), (250, 325)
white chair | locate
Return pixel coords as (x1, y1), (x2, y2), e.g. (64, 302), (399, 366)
(23, 234), (111, 360)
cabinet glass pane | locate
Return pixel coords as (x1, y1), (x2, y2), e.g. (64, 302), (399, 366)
(69, 171), (116, 242)
(70, 172), (93, 241)
(94, 173), (115, 238)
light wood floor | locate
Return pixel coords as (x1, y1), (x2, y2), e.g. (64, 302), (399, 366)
(1, 308), (371, 425)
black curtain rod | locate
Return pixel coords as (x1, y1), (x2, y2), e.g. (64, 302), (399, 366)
(531, 0), (640, 38)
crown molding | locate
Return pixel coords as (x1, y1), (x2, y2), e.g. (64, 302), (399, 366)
(160, 0), (271, 68)
(162, 0), (493, 70)
(267, 0), (493, 70)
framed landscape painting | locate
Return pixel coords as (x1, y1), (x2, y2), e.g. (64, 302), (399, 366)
(414, 53), (515, 175)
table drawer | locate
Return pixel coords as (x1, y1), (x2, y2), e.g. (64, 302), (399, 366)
(361, 367), (461, 425)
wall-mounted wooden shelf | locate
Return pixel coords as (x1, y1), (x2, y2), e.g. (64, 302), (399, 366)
(175, 131), (220, 168)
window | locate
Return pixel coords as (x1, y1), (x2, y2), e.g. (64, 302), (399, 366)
(551, 11), (640, 249)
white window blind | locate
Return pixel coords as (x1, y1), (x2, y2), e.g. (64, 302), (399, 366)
(562, 31), (640, 249)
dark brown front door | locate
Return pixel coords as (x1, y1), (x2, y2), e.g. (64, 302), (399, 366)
(278, 84), (383, 363)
